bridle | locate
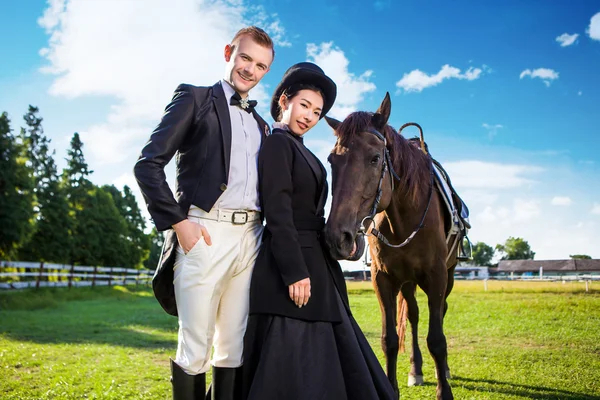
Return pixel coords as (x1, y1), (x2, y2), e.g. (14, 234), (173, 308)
(357, 126), (434, 248)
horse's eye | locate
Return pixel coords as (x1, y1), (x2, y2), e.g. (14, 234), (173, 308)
(370, 154), (381, 165)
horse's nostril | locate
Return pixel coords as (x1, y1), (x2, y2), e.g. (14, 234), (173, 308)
(342, 231), (354, 248)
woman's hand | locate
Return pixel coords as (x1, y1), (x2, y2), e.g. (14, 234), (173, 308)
(289, 277), (311, 307)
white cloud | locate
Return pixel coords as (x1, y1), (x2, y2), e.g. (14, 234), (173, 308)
(396, 64), (484, 93)
(38, 0), (283, 167)
(306, 42), (376, 120)
(555, 33), (579, 47)
(551, 196), (572, 206)
(246, 7), (291, 47)
(588, 12), (600, 41)
(519, 68), (559, 87)
(592, 203), (600, 215)
(513, 199), (541, 221)
(482, 123), (503, 139)
(442, 160), (543, 190)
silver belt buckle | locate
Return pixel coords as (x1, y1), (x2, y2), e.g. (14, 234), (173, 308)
(232, 211), (248, 225)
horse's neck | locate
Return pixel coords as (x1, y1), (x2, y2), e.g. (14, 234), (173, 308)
(388, 136), (431, 218)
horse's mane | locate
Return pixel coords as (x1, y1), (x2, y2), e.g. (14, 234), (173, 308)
(336, 111), (430, 206)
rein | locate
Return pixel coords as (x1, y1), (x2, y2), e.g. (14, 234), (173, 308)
(358, 127), (434, 249)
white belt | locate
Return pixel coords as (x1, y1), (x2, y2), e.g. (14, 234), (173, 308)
(188, 207), (261, 225)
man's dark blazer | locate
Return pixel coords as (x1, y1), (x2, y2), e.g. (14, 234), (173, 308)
(249, 129), (349, 322)
(134, 82), (270, 316)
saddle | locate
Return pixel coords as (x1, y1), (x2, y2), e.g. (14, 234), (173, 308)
(408, 138), (472, 261)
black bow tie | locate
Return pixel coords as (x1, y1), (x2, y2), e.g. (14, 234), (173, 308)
(230, 93), (257, 113)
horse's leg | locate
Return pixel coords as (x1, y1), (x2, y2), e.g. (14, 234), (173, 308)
(373, 270), (400, 398)
(439, 265), (456, 380)
(401, 282), (424, 386)
(425, 266), (453, 400)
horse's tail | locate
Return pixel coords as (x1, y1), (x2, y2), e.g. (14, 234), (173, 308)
(397, 293), (409, 353)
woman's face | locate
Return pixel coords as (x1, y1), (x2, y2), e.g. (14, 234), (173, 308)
(279, 89), (324, 135)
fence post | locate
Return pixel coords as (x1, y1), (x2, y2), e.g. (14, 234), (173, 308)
(68, 264), (75, 289)
(36, 262), (44, 289)
(586, 280), (589, 293)
(92, 265), (97, 288)
(484, 279), (488, 292)
(108, 267), (113, 287)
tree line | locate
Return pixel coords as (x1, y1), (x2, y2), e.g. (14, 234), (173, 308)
(0, 106), (163, 269)
(470, 236), (591, 266)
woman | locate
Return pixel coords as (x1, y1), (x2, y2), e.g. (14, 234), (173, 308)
(242, 62), (396, 400)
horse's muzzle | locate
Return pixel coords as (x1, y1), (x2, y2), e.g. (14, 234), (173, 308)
(324, 226), (366, 261)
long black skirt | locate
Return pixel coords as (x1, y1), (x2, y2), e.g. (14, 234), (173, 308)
(242, 291), (396, 400)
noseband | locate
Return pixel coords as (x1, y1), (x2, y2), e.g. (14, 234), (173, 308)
(359, 127), (434, 248)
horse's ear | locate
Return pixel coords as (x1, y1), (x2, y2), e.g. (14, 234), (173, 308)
(325, 116), (341, 136)
(372, 92), (392, 131)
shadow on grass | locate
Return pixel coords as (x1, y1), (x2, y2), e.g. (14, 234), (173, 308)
(453, 375), (600, 400)
(0, 286), (178, 350)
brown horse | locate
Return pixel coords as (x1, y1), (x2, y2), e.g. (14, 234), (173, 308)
(324, 93), (460, 400)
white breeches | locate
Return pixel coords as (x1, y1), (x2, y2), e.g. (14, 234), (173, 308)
(173, 208), (263, 375)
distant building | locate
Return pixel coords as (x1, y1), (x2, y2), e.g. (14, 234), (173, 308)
(455, 264), (489, 279)
(495, 259), (600, 278)
(343, 270), (371, 281)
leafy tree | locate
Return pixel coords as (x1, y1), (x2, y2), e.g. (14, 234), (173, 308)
(103, 184), (150, 268)
(17, 106), (71, 263)
(72, 186), (129, 267)
(144, 227), (165, 270)
(570, 254), (591, 260)
(470, 242), (494, 266)
(495, 237), (535, 260)
(0, 112), (35, 259)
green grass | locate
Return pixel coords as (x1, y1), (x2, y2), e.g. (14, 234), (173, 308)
(1, 281), (599, 399)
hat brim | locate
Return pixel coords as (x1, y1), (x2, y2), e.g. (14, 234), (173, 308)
(270, 69), (337, 121)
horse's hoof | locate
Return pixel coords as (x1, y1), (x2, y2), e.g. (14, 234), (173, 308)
(434, 369), (452, 379)
(408, 374), (424, 386)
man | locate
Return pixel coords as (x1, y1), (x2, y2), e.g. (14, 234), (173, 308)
(134, 26), (274, 400)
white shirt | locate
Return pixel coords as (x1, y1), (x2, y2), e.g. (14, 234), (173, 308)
(215, 80), (262, 211)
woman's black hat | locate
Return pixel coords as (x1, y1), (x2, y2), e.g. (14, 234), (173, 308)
(270, 62), (337, 121)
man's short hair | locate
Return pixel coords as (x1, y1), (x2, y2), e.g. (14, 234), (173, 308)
(230, 26), (275, 58)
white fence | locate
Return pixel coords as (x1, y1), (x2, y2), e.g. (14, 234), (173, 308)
(0, 261), (153, 290)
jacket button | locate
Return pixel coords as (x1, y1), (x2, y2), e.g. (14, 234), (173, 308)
(220, 183), (227, 191)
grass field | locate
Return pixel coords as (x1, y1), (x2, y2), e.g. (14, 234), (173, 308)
(1, 280), (599, 399)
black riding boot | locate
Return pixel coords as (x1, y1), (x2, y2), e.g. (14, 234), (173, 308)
(170, 359), (206, 400)
(208, 366), (243, 400)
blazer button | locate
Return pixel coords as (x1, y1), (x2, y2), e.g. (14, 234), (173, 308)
(220, 183), (228, 192)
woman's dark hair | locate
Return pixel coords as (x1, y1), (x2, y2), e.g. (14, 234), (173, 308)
(276, 84), (326, 122)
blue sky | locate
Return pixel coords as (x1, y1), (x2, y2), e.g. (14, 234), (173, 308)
(1, 1), (600, 268)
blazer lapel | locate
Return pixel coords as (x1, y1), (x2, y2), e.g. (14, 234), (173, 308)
(316, 162), (328, 216)
(212, 82), (232, 180)
(251, 109), (271, 140)
(282, 131), (326, 210)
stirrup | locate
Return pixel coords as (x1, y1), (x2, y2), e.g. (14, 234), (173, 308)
(457, 235), (472, 261)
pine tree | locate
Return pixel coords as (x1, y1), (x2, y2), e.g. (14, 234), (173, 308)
(62, 132), (93, 200)
(62, 132), (94, 264)
(0, 112), (35, 259)
(17, 106), (71, 263)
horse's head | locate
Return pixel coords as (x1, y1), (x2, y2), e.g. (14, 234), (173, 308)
(324, 93), (396, 261)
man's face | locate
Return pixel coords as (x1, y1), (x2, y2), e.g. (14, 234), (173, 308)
(224, 35), (273, 97)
